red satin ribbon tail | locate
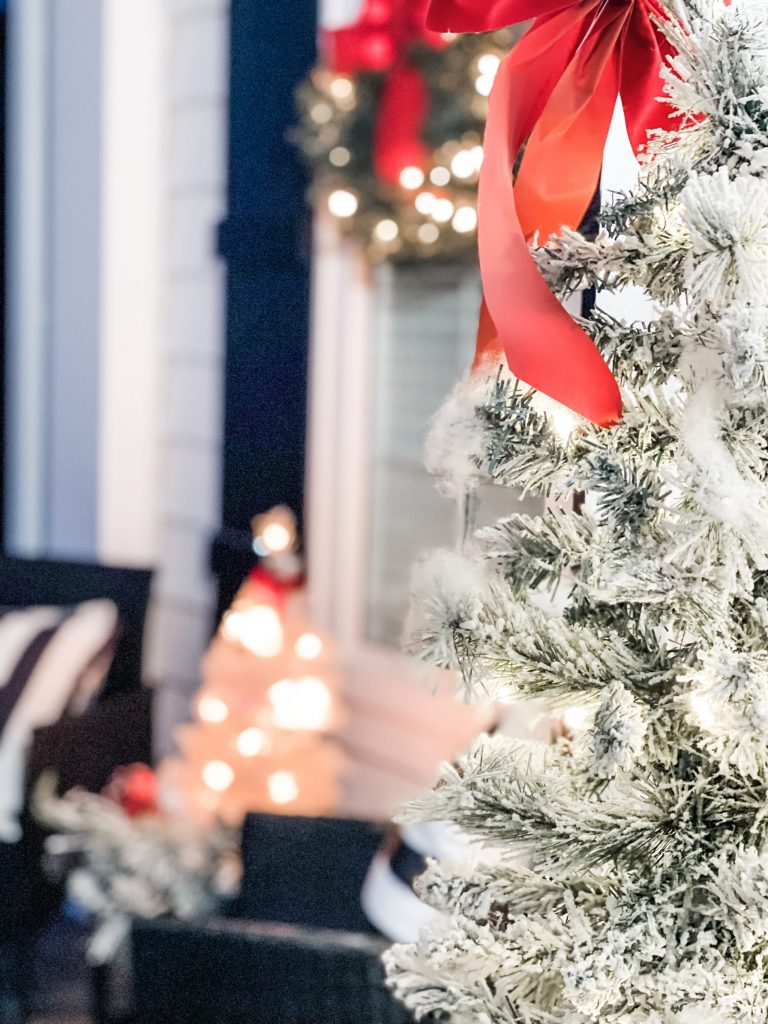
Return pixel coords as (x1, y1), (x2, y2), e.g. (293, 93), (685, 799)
(373, 62), (430, 183)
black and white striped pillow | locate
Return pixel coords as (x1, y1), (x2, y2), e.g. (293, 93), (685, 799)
(0, 601), (119, 842)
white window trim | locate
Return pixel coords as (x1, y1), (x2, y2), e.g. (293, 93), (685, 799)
(5, 0), (163, 565)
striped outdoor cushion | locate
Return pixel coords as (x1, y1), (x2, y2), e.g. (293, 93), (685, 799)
(0, 601), (118, 842)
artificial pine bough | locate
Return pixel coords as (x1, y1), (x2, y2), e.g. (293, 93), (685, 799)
(385, 2), (768, 1021)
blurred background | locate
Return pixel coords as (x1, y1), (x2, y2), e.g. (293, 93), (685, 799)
(0, 1), (640, 1021)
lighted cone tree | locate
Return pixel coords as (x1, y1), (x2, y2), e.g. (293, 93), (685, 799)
(161, 510), (345, 824)
(384, 2), (768, 1022)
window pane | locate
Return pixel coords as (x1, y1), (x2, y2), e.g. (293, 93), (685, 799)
(365, 263), (543, 647)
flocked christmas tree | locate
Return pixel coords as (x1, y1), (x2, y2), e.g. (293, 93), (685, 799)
(385, 1), (768, 1021)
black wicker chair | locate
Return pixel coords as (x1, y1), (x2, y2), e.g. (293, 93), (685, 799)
(132, 814), (413, 1024)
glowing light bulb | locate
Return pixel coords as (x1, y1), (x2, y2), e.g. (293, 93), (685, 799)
(452, 206), (478, 234)
(374, 219), (399, 242)
(237, 727), (267, 758)
(327, 189), (358, 218)
(329, 76), (354, 100)
(450, 150), (476, 179)
(295, 632), (323, 660)
(690, 692), (715, 728)
(261, 522), (292, 554)
(533, 393), (580, 443)
(202, 760), (235, 792)
(399, 166), (425, 190)
(562, 706), (591, 732)
(221, 604), (283, 658)
(198, 695), (229, 724)
(329, 146), (351, 168)
(415, 191), (436, 215)
(268, 770), (299, 805)
(470, 145), (484, 170)
(477, 53), (501, 77)
(252, 505), (296, 556)
(475, 74), (494, 97)
(269, 676), (332, 730)
(432, 198), (455, 223)
(310, 102), (333, 124)
(429, 166), (450, 187)
(418, 223), (440, 244)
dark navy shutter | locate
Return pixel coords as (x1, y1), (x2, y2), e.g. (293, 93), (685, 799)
(0, 2), (6, 548)
(214, 0), (318, 615)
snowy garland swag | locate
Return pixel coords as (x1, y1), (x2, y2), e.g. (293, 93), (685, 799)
(385, 1), (768, 1022)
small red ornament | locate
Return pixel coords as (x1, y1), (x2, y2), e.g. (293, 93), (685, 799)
(104, 763), (159, 818)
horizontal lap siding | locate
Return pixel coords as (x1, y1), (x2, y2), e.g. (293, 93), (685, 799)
(149, 0), (229, 756)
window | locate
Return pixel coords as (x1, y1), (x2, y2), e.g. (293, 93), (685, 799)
(365, 262), (541, 646)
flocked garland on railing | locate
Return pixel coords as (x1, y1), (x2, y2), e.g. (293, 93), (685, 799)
(294, 0), (518, 263)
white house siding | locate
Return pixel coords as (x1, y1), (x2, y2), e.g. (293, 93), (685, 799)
(148, 0), (230, 756)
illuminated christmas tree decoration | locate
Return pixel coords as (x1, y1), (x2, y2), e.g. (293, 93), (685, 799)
(160, 505), (344, 824)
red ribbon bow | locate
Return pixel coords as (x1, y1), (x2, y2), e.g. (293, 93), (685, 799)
(327, 0), (445, 183)
(427, 0), (677, 426)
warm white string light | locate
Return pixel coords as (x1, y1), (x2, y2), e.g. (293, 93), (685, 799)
(236, 727), (268, 758)
(295, 633), (323, 660)
(327, 189), (359, 217)
(452, 206), (477, 233)
(198, 695), (229, 725)
(221, 603), (284, 658)
(374, 219), (399, 242)
(202, 760), (235, 792)
(268, 771), (299, 805)
(400, 166), (425, 190)
(268, 676), (332, 731)
(429, 166), (450, 187)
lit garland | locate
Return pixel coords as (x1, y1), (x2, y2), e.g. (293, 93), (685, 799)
(295, 29), (519, 263)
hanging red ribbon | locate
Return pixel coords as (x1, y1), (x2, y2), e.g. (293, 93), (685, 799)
(326, 0), (445, 184)
(426, 0), (677, 426)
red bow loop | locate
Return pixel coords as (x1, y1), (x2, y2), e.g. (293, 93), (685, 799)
(427, 0), (678, 426)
